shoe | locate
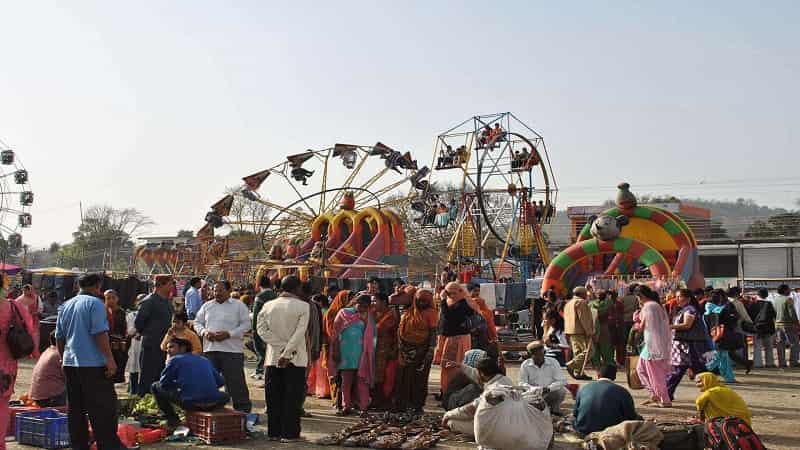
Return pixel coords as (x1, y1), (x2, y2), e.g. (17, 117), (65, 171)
(359, 410), (369, 418)
(566, 367), (576, 379)
(575, 374), (592, 381)
(301, 410), (313, 418)
(745, 361), (754, 375)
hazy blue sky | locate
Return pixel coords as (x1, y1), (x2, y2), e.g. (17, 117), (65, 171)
(1, 1), (798, 249)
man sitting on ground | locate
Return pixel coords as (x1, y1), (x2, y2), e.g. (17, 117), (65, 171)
(573, 365), (642, 437)
(519, 340), (568, 414)
(151, 338), (230, 427)
(160, 313), (202, 359)
(30, 332), (66, 407)
(442, 357), (513, 438)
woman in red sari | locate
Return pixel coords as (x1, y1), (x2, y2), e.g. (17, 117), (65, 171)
(0, 284), (37, 448)
(371, 293), (398, 410)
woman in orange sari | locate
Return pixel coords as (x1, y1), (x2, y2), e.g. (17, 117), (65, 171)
(434, 282), (481, 393)
(371, 293), (398, 410)
(396, 288), (439, 413)
(323, 290), (351, 408)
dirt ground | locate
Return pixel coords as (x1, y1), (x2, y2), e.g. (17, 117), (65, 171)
(7, 358), (800, 450)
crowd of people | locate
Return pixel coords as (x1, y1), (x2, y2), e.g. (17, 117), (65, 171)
(0, 271), (794, 449)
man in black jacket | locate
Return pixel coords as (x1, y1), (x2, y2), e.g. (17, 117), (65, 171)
(135, 275), (175, 396)
(749, 288), (776, 368)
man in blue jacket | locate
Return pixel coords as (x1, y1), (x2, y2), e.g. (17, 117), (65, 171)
(151, 337), (230, 427)
(573, 365), (642, 437)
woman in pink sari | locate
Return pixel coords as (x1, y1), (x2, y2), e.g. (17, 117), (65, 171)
(635, 285), (673, 407)
(330, 295), (375, 416)
(0, 288), (37, 448)
(14, 284), (39, 358)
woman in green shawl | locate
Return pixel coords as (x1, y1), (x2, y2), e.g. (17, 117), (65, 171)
(590, 290), (616, 369)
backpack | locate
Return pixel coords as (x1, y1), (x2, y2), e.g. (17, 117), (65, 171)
(752, 301), (776, 336)
(705, 417), (765, 450)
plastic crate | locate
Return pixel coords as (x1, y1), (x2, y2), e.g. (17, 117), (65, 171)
(185, 409), (246, 444)
(7, 406), (39, 437)
(15, 410), (70, 449)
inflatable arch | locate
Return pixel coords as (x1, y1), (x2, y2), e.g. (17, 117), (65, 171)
(542, 237), (671, 295)
(542, 183), (704, 295)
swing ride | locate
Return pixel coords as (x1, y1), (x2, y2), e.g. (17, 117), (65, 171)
(185, 143), (426, 282)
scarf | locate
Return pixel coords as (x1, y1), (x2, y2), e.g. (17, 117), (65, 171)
(332, 307), (376, 386)
(695, 372), (752, 425)
(399, 289), (438, 344)
(324, 290), (350, 338)
(640, 300), (671, 361)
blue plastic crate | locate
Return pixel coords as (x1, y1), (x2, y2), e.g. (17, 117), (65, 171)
(15, 410), (70, 449)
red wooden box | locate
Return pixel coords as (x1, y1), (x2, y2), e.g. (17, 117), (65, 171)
(184, 409), (246, 444)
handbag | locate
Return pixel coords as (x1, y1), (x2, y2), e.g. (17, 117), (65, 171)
(7, 301), (34, 359)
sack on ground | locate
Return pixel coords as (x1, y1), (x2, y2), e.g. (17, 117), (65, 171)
(585, 420), (663, 450)
(473, 385), (553, 450)
(656, 421), (704, 450)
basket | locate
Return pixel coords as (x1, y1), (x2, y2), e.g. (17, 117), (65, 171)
(185, 409), (246, 444)
(15, 410), (70, 449)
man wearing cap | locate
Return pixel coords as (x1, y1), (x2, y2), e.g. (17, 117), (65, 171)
(563, 286), (595, 381)
(519, 340), (568, 414)
(135, 274), (175, 396)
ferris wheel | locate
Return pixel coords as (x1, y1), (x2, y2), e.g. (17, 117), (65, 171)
(0, 138), (33, 253)
(200, 143), (426, 279)
(420, 112), (557, 280)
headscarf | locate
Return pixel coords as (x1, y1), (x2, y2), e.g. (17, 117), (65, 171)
(640, 299), (672, 361)
(462, 349), (487, 367)
(695, 372), (752, 425)
(324, 290), (350, 337)
(472, 296), (498, 342)
(399, 288), (439, 345)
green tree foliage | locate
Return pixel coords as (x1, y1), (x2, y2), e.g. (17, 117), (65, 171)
(744, 213), (800, 238)
(176, 230), (194, 238)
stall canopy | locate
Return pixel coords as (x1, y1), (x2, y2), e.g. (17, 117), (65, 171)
(28, 267), (81, 276)
(0, 263), (22, 275)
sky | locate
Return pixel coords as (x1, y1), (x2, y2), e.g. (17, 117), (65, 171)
(0, 1), (798, 249)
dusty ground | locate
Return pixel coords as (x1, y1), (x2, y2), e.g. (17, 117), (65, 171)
(7, 358), (800, 450)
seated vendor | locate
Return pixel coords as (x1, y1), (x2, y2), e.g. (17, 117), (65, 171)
(573, 365), (642, 437)
(151, 337), (230, 427)
(695, 372), (752, 425)
(442, 356), (514, 438)
(519, 341), (568, 414)
(160, 313), (202, 358)
(441, 349), (486, 411)
(30, 332), (66, 407)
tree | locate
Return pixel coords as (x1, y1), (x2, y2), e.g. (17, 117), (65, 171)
(744, 213), (800, 238)
(48, 242), (61, 253)
(224, 187), (273, 236)
(60, 205), (153, 270)
(176, 230), (194, 238)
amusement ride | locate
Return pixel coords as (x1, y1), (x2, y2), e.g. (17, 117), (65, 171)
(420, 112), (558, 281)
(0, 138), (33, 260)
